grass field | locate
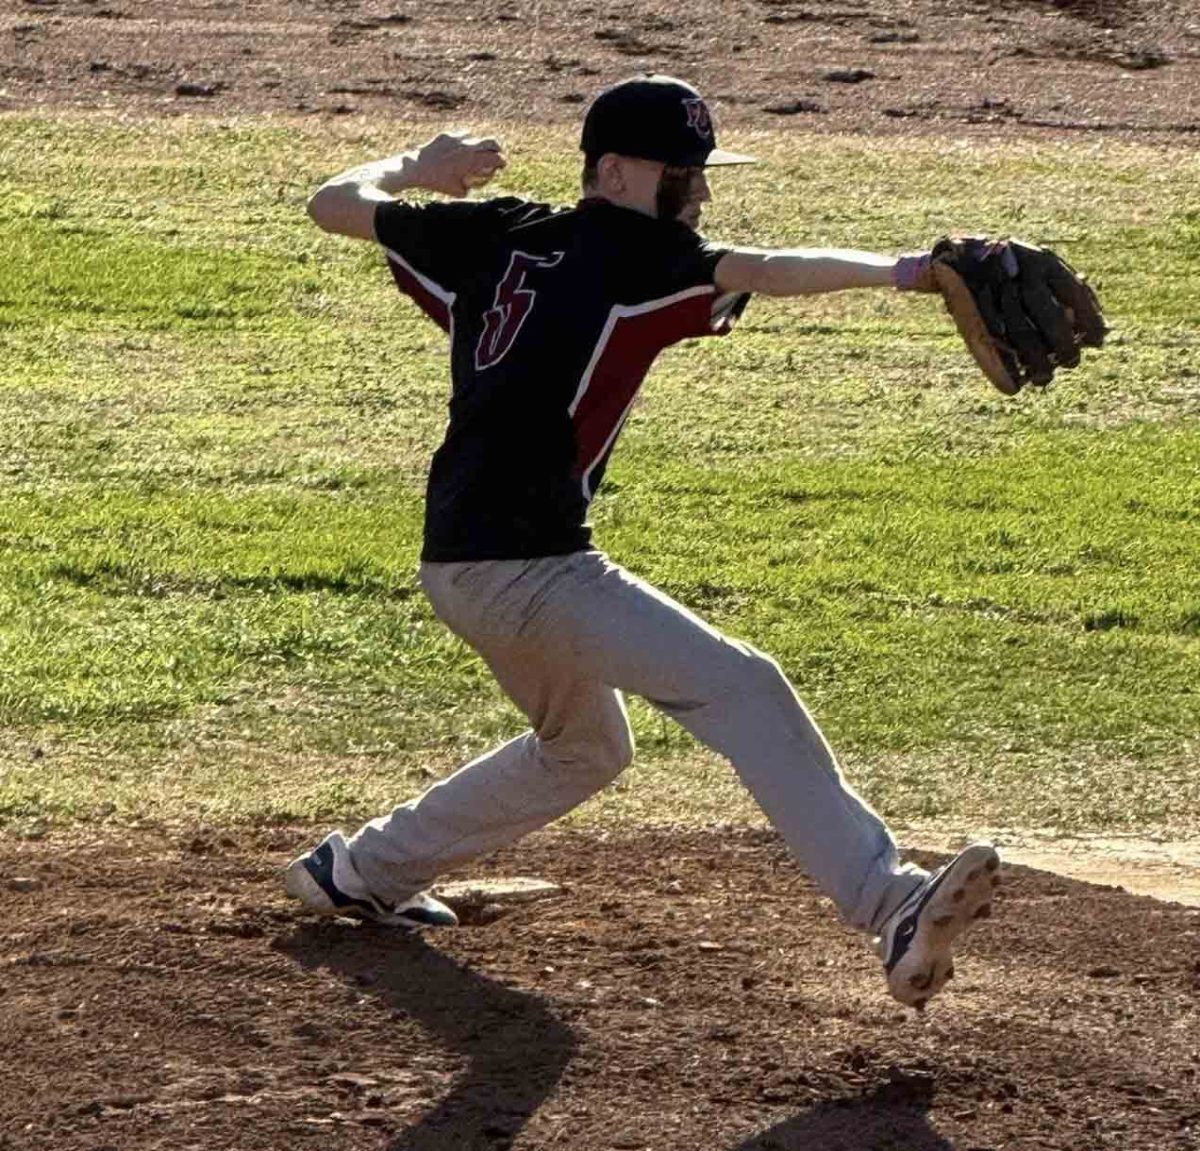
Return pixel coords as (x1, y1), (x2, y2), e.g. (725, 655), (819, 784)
(2, 114), (1198, 837)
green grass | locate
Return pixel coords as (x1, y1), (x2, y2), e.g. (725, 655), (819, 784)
(1, 113), (1198, 836)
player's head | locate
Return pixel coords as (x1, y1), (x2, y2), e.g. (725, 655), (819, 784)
(580, 75), (754, 230)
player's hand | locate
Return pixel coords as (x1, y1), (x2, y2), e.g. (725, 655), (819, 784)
(413, 131), (506, 198)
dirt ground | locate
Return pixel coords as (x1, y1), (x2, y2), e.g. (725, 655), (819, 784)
(2, 0), (1198, 137)
(3, 826), (1199, 1151)
(5, 2), (1200, 1149)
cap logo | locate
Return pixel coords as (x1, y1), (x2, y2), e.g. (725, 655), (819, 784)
(683, 97), (713, 141)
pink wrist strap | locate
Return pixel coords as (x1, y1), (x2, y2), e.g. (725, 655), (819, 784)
(894, 252), (933, 292)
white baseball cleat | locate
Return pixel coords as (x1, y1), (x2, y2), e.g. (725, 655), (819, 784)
(285, 830), (458, 928)
(875, 842), (1001, 1010)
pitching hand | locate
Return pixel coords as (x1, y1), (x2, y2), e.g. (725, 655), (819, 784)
(414, 131), (507, 197)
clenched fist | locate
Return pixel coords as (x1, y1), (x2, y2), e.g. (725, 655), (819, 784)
(414, 131), (507, 198)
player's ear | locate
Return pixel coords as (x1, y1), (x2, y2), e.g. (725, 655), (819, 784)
(596, 153), (625, 196)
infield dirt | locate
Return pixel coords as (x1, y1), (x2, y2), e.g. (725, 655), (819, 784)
(4, 827), (1200, 1151)
(3, 1), (1200, 1148)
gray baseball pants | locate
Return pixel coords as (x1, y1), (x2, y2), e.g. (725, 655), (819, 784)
(348, 550), (923, 933)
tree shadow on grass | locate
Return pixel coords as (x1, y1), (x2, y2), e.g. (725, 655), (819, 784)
(280, 924), (575, 1151)
(733, 1082), (957, 1151)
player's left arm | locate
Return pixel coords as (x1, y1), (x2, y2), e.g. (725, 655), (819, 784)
(714, 247), (933, 297)
(307, 132), (507, 241)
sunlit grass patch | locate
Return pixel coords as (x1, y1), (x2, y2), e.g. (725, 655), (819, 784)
(1, 112), (1197, 835)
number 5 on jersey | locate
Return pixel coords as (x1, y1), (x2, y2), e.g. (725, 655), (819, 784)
(474, 250), (565, 370)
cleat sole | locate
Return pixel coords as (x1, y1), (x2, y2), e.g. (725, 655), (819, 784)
(879, 843), (1001, 1009)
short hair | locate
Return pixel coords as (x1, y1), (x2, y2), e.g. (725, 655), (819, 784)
(582, 153), (601, 192)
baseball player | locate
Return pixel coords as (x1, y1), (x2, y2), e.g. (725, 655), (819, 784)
(286, 75), (1002, 1010)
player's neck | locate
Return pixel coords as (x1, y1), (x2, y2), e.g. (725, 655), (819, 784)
(585, 189), (657, 219)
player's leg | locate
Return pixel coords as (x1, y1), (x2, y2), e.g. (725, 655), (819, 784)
(477, 550), (999, 1006)
(288, 558), (636, 920)
(448, 549), (923, 934)
(288, 548), (993, 1002)
(347, 665), (633, 907)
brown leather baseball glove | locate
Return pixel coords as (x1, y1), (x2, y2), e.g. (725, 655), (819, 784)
(928, 236), (1107, 395)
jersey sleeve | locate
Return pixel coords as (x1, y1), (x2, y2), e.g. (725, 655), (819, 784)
(642, 223), (751, 340)
(374, 196), (534, 330)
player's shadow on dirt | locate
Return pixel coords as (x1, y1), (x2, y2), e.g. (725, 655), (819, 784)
(281, 924), (575, 1150)
(733, 1082), (956, 1151)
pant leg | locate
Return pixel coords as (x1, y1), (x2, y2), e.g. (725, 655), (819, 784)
(424, 550), (920, 933)
(349, 562), (634, 905)
(356, 550), (920, 932)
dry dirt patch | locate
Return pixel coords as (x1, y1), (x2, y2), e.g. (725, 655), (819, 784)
(3, 826), (1198, 1150)
(2, 0), (1199, 137)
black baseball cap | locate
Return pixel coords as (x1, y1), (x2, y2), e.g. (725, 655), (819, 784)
(580, 75), (756, 168)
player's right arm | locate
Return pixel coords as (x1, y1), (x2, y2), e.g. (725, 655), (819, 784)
(307, 132), (506, 241)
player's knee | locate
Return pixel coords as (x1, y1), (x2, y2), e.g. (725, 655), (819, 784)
(737, 650), (831, 756)
(582, 707), (635, 780)
(603, 711), (636, 775)
(543, 706), (634, 782)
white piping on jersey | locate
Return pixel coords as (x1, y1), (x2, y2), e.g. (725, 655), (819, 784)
(711, 290), (744, 328)
(508, 214), (560, 235)
(384, 246), (457, 338)
(570, 283), (716, 501)
(580, 386), (641, 502)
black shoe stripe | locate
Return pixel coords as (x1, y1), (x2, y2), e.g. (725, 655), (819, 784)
(305, 843), (384, 918)
(397, 904), (454, 927)
(883, 860), (957, 973)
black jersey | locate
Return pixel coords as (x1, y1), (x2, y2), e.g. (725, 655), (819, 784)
(374, 195), (748, 562)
